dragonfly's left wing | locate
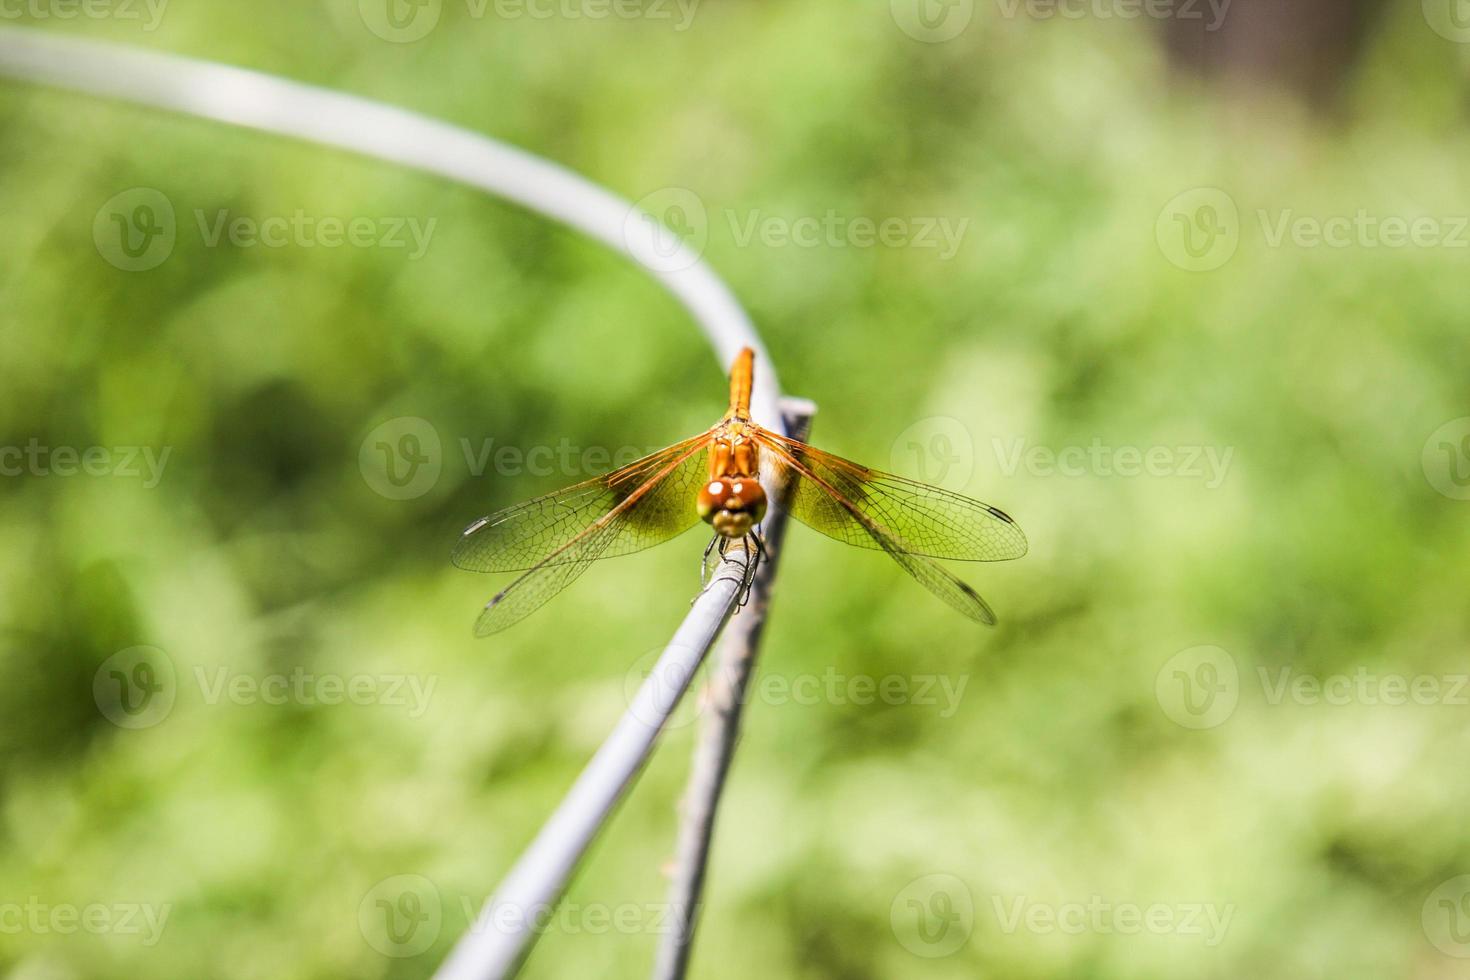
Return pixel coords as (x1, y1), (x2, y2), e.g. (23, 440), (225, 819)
(467, 438), (711, 635)
(754, 427), (1027, 561)
(753, 428), (1025, 625)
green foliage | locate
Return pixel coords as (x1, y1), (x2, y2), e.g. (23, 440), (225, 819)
(2, 3), (1468, 977)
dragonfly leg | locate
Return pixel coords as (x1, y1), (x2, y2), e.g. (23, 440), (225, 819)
(700, 534), (720, 589)
(733, 532), (765, 609)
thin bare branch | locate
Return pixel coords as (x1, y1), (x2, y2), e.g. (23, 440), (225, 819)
(654, 398), (818, 980)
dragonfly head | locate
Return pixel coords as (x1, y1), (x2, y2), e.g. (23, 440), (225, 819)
(697, 478), (767, 538)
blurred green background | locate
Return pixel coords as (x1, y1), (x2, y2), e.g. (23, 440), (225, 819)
(2, 2), (1470, 977)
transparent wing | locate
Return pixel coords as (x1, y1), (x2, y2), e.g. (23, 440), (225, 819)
(471, 441), (710, 635)
(755, 431), (1017, 625)
(755, 427), (1027, 562)
(452, 433), (711, 573)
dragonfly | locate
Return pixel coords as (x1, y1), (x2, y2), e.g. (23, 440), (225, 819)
(453, 348), (1027, 635)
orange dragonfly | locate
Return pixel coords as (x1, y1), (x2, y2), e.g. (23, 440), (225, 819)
(454, 348), (1026, 635)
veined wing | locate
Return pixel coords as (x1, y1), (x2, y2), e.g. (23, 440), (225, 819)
(471, 439), (710, 635)
(754, 432), (1015, 625)
(452, 432), (711, 573)
(753, 427), (1027, 562)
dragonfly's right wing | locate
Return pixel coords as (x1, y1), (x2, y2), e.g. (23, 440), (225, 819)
(463, 437), (711, 636)
(452, 432), (711, 573)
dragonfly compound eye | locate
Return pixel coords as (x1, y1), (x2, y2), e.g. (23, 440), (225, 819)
(697, 479), (768, 537)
